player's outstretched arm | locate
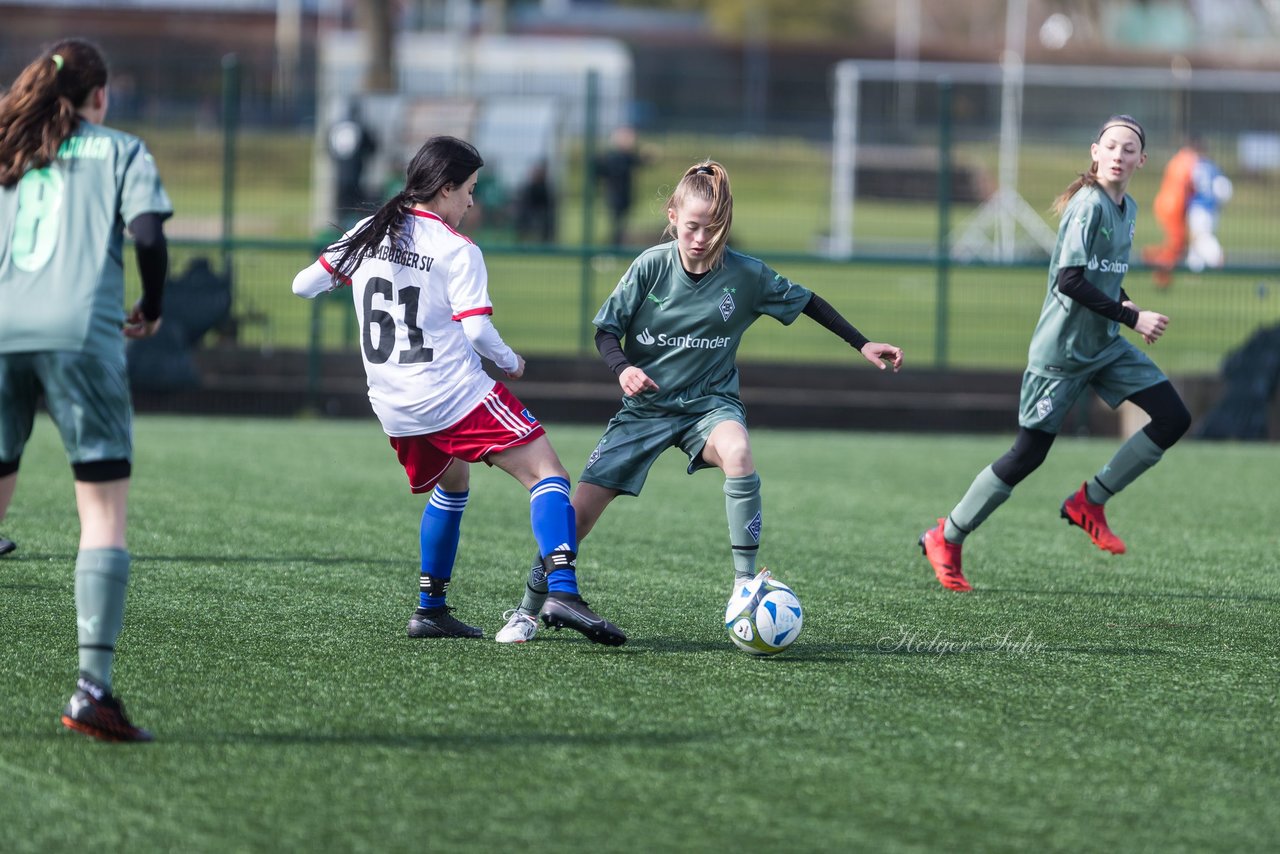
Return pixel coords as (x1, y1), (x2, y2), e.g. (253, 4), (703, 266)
(292, 259), (339, 299)
(859, 342), (904, 372)
(802, 293), (904, 372)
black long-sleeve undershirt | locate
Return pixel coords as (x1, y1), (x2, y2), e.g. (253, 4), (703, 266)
(1056, 265), (1138, 328)
(595, 327), (630, 376)
(801, 293), (869, 350)
(594, 291), (870, 376)
(129, 213), (168, 322)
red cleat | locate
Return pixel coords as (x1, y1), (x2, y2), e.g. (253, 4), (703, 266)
(918, 518), (972, 591)
(1061, 483), (1126, 554)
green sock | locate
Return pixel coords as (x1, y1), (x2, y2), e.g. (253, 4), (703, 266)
(516, 552), (548, 617)
(1087, 430), (1164, 504)
(724, 473), (762, 582)
(945, 465), (1014, 544)
(75, 548), (131, 692)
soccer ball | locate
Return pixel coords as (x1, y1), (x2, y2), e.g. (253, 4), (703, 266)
(724, 570), (803, 656)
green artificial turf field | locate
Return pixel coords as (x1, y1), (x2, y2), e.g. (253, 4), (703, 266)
(1, 416), (1277, 851)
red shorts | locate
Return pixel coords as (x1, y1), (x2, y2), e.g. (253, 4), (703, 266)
(388, 382), (545, 493)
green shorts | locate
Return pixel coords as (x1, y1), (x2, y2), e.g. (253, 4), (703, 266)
(1019, 341), (1167, 434)
(0, 351), (133, 465)
(579, 401), (746, 496)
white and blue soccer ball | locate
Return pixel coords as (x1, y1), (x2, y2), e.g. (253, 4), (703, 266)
(724, 570), (803, 656)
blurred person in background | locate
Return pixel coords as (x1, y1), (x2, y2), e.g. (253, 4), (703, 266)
(328, 97), (378, 227)
(513, 159), (556, 244)
(1184, 151), (1232, 274)
(1142, 137), (1201, 288)
(0, 38), (172, 741)
(595, 126), (650, 247)
(920, 116), (1190, 592)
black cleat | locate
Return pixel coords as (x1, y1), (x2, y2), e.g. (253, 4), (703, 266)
(540, 592), (626, 646)
(0, 535), (15, 556)
(61, 676), (152, 743)
(407, 606), (483, 638)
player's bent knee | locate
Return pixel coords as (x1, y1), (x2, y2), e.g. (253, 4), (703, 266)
(705, 433), (753, 475)
(991, 428), (1054, 487)
(1147, 401), (1192, 449)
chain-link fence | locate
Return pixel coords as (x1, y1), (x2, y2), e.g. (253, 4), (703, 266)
(6, 25), (1280, 408)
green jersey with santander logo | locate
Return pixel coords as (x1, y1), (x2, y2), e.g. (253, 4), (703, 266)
(594, 241), (812, 415)
(1027, 183), (1137, 378)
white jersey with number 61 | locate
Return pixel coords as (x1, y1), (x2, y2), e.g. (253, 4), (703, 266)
(292, 209), (514, 436)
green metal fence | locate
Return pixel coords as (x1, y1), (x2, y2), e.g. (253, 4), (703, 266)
(141, 238), (1280, 380)
(113, 57), (1280, 389)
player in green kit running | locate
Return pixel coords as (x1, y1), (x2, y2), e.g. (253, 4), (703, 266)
(494, 160), (903, 644)
(0, 39), (172, 740)
(919, 115), (1191, 592)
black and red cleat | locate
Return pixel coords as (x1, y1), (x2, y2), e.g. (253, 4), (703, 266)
(1061, 483), (1126, 555)
(61, 676), (153, 743)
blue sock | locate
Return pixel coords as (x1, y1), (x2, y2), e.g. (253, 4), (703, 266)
(418, 487), (468, 610)
(529, 476), (578, 594)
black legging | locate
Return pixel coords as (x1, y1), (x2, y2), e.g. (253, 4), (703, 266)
(1127, 380), (1192, 450)
(991, 380), (1191, 487)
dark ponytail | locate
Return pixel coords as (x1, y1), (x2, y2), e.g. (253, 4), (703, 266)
(0, 38), (108, 187)
(329, 135), (484, 282)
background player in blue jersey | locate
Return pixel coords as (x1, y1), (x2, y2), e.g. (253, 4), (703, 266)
(0, 39), (172, 740)
(919, 115), (1191, 592)
(1185, 153), (1232, 274)
(503, 159), (903, 642)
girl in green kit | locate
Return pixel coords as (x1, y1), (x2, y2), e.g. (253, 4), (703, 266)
(504, 160), (903, 643)
(919, 115), (1191, 592)
(0, 39), (171, 740)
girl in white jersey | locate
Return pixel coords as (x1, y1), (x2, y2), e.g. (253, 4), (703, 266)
(293, 136), (619, 646)
(919, 115), (1191, 592)
(0, 39), (171, 742)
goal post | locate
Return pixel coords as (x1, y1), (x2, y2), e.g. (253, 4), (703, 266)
(828, 58), (1280, 263)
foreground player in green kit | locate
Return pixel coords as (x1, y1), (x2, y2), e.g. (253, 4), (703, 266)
(496, 159), (903, 644)
(919, 115), (1191, 592)
(0, 39), (172, 740)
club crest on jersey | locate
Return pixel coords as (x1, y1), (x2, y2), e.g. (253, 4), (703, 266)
(1035, 396), (1054, 420)
(1129, 220), (1136, 240)
(586, 439), (606, 469)
(719, 289), (736, 321)
(746, 511), (762, 542)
